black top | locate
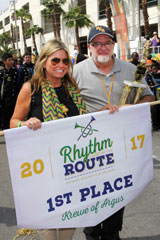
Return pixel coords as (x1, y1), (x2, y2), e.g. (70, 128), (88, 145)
(0, 67), (20, 107)
(28, 85), (79, 121)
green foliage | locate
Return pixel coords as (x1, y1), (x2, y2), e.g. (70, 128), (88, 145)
(41, 0), (66, 19)
(16, 8), (32, 21)
(25, 25), (43, 37)
(63, 6), (93, 29)
(0, 32), (11, 46)
(0, 45), (16, 58)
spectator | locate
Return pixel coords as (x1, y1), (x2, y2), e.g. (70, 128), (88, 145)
(0, 53), (20, 130)
(145, 64), (160, 131)
(151, 32), (160, 54)
(76, 53), (87, 63)
(16, 56), (23, 69)
(73, 45), (79, 59)
(146, 54), (153, 71)
(22, 52), (35, 83)
(143, 35), (151, 50)
(129, 52), (140, 66)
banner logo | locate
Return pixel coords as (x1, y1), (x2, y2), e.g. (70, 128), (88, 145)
(75, 116), (98, 140)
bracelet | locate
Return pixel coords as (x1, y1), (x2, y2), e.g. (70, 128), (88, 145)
(17, 121), (24, 127)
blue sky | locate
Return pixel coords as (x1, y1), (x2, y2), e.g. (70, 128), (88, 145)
(0, 0), (10, 12)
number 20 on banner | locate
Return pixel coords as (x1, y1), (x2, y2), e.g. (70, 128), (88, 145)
(21, 159), (44, 178)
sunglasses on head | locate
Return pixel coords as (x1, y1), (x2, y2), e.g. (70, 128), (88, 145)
(51, 58), (69, 66)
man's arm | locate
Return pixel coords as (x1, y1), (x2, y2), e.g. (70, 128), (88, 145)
(137, 95), (155, 104)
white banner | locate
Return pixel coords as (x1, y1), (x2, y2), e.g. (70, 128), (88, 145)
(4, 103), (153, 229)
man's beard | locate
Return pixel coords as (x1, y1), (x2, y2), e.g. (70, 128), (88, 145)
(97, 55), (111, 63)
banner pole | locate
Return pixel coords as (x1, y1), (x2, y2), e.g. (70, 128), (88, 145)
(0, 100), (160, 138)
(0, 131), (4, 137)
(150, 100), (160, 106)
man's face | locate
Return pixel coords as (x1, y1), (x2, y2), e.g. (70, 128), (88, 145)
(24, 55), (31, 64)
(4, 58), (14, 69)
(88, 35), (115, 63)
(132, 53), (139, 63)
(151, 66), (158, 74)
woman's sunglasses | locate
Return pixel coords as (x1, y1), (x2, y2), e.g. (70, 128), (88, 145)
(51, 58), (69, 66)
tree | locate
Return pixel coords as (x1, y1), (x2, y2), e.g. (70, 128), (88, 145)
(63, 6), (94, 53)
(0, 45), (16, 58)
(105, 0), (113, 31)
(141, 0), (151, 36)
(10, 24), (15, 50)
(0, 32), (11, 46)
(15, 8), (32, 52)
(25, 25), (43, 56)
(42, 0), (66, 39)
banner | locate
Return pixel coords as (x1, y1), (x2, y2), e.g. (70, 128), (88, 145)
(4, 103), (153, 229)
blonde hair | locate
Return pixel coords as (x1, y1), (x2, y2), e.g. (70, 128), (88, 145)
(30, 39), (79, 92)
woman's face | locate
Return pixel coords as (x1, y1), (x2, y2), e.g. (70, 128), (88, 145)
(44, 49), (69, 82)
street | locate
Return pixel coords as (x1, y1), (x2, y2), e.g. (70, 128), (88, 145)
(0, 130), (160, 240)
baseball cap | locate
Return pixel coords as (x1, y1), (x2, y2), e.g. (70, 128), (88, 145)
(88, 25), (114, 43)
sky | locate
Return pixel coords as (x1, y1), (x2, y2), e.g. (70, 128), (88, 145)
(0, 0), (10, 12)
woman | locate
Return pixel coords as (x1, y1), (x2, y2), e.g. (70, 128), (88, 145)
(10, 39), (88, 130)
(10, 39), (117, 240)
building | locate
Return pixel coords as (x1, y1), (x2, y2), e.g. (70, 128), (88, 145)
(0, 0), (160, 58)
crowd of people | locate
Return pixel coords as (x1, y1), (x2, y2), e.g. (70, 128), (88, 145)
(0, 25), (159, 240)
(0, 52), (35, 130)
(143, 31), (160, 54)
(128, 47), (160, 131)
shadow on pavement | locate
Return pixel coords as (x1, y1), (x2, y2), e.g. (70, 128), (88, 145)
(123, 236), (160, 240)
(0, 207), (16, 226)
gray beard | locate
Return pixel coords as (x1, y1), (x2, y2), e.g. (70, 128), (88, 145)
(97, 55), (111, 63)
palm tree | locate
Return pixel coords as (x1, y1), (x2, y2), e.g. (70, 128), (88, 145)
(63, 6), (94, 53)
(25, 25), (43, 56)
(42, 0), (66, 39)
(0, 32), (11, 46)
(0, 45), (16, 58)
(16, 8), (32, 52)
(141, 0), (150, 36)
(10, 24), (15, 50)
(105, 0), (113, 31)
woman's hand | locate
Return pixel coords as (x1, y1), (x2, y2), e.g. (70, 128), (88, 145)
(21, 117), (42, 130)
(98, 104), (119, 113)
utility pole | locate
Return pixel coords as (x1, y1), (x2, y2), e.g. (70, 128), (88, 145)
(138, 0), (141, 54)
(11, 0), (19, 55)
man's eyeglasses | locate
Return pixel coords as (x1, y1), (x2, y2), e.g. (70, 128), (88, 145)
(51, 58), (69, 66)
(90, 42), (113, 49)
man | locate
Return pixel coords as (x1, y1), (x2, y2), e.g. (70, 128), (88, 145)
(73, 25), (154, 240)
(129, 52), (140, 66)
(151, 32), (160, 54)
(0, 53), (20, 130)
(73, 45), (79, 59)
(20, 52), (34, 84)
(145, 64), (160, 131)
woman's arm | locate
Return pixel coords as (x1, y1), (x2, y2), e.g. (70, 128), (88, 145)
(10, 82), (41, 130)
